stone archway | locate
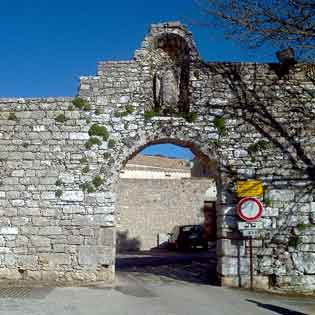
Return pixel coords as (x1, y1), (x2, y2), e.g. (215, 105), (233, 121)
(109, 133), (224, 260)
(115, 138), (219, 246)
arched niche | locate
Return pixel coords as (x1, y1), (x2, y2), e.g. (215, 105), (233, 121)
(152, 33), (191, 115)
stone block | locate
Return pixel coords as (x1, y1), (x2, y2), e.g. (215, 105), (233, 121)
(39, 253), (70, 266)
(292, 252), (315, 274)
(30, 236), (51, 247)
(98, 228), (115, 247)
(78, 246), (97, 266)
(217, 256), (249, 276)
(96, 247), (114, 265)
(220, 275), (269, 290)
(0, 269), (22, 280)
(69, 133), (89, 140)
(61, 191), (84, 202)
(0, 227), (18, 235)
(265, 189), (295, 202)
(4, 254), (16, 266)
(17, 255), (37, 267)
(217, 239), (245, 257)
(26, 270), (42, 281)
(38, 227), (63, 236)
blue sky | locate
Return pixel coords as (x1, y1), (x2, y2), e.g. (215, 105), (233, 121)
(0, 0), (274, 159)
(0, 0), (275, 98)
(141, 144), (194, 160)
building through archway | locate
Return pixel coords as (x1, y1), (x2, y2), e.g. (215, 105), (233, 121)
(116, 142), (217, 253)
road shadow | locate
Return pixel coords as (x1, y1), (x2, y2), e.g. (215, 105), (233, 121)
(116, 249), (218, 285)
(246, 299), (307, 315)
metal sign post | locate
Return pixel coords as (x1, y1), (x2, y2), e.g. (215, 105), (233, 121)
(249, 236), (253, 291)
(236, 197), (264, 291)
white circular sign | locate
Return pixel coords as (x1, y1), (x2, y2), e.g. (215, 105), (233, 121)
(237, 197), (263, 222)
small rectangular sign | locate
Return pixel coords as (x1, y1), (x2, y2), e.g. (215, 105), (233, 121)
(236, 180), (263, 198)
(238, 221), (263, 230)
(241, 230), (262, 237)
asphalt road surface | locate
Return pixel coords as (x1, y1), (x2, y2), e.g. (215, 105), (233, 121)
(0, 251), (313, 315)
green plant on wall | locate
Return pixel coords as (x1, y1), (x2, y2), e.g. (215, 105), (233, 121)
(296, 223), (313, 231)
(125, 105), (135, 114)
(55, 190), (63, 198)
(55, 179), (63, 186)
(114, 105), (135, 118)
(213, 116), (226, 135)
(85, 137), (102, 149)
(88, 124), (109, 140)
(288, 235), (302, 248)
(209, 139), (221, 147)
(72, 97), (91, 111)
(181, 112), (197, 123)
(108, 139), (115, 149)
(248, 140), (270, 154)
(264, 197), (272, 207)
(80, 182), (96, 193)
(8, 113), (18, 121)
(92, 176), (104, 188)
(144, 110), (159, 120)
(55, 114), (67, 123)
(80, 157), (88, 164)
(80, 176), (104, 193)
(81, 166), (90, 174)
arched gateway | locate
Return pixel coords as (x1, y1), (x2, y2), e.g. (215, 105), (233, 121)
(0, 21), (315, 291)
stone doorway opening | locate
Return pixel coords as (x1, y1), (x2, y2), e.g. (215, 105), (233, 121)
(115, 140), (218, 285)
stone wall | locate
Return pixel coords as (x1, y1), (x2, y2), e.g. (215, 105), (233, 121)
(116, 178), (210, 251)
(0, 21), (315, 291)
(0, 98), (115, 283)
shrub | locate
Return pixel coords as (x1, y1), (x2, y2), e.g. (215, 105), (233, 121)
(80, 157), (88, 164)
(248, 140), (270, 153)
(55, 114), (67, 123)
(95, 109), (102, 115)
(213, 116), (226, 135)
(87, 185), (96, 193)
(80, 182), (96, 193)
(8, 113), (18, 121)
(72, 97), (90, 111)
(55, 190), (63, 198)
(125, 105), (135, 114)
(144, 111), (159, 120)
(55, 179), (63, 186)
(182, 112), (197, 123)
(108, 139), (116, 149)
(209, 139), (220, 147)
(288, 235), (302, 248)
(82, 166), (90, 174)
(88, 124), (109, 140)
(85, 137), (102, 149)
(92, 176), (104, 188)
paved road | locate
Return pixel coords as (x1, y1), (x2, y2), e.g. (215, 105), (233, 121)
(0, 251), (313, 315)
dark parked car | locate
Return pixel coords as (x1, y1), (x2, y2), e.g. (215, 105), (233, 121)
(168, 224), (208, 250)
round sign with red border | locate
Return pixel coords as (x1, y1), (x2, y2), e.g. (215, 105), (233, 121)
(237, 197), (263, 222)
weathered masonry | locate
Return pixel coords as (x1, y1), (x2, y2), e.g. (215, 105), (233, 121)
(0, 21), (315, 291)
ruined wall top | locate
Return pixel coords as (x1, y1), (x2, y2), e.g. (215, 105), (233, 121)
(134, 21), (200, 62)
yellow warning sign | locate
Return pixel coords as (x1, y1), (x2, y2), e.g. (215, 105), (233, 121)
(236, 180), (263, 198)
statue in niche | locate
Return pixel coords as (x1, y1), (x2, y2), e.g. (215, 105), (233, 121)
(154, 66), (181, 114)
